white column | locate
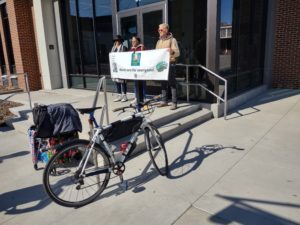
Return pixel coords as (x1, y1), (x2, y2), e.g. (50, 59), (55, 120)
(54, 0), (68, 88)
(33, 0), (62, 90)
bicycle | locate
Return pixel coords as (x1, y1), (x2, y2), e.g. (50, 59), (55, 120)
(43, 97), (169, 207)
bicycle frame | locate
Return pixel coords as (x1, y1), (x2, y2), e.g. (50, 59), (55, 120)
(77, 112), (154, 178)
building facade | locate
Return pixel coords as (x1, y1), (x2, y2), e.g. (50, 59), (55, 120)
(0, 0), (299, 102)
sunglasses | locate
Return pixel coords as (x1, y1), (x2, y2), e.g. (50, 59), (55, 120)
(158, 29), (164, 32)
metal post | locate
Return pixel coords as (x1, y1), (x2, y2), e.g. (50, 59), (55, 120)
(92, 77), (103, 108)
(224, 80), (228, 120)
(103, 77), (109, 125)
(24, 73), (33, 110)
(186, 65), (190, 102)
(94, 76), (109, 126)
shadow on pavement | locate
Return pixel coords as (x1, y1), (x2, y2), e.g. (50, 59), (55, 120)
(0, 150), (30, 163)
(0, 124), (14, 132)
(227, 89), (300, 120)
(168, 131), (244, 179)
(210, 194), (300, 225)
(0, 184), (51, 215)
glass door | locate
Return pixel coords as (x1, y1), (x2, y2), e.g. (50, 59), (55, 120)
(117, 2), (166, 49)
(120, 14), (138, 49)
(117, 2), (166, 94)
(141, 9), (163, 49)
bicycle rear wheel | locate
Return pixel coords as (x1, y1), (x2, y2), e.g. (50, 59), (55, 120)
(145, 126), (169, 176)
(43, 139), (111, 207)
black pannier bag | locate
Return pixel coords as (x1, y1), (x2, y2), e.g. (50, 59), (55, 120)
(101, 117), (143, 142)
(32, 103), (82, 138)
(32, 105), (53, 138)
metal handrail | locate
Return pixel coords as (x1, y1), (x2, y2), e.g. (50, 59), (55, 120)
(4, 72), (33, 110)
(176, 64), (228, 119)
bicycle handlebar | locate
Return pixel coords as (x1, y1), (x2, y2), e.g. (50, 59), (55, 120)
(112, 104), (135, 112)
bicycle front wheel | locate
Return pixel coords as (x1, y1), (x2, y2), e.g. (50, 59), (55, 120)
(145, 126), (169, 176)
(43, 139), (111, 207)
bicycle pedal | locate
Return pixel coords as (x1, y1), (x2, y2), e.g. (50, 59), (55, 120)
(153, 146), (160, 151)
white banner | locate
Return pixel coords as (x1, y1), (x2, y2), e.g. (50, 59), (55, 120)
(109, 49), (170, 80)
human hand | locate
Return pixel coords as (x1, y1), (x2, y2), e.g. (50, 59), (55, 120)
(168, 48), (174, 55)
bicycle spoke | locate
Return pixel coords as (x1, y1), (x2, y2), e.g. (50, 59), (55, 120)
(43, 140), (111, 207)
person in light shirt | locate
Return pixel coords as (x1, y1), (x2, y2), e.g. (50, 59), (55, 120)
(155, 23), (180, 110)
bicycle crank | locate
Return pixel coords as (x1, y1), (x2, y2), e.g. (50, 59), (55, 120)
(113, 162), (125, 175)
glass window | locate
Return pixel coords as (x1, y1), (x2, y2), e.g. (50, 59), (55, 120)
(169, 0), (207, 101)
(234, 0), (267, 91)
(142, 10), (163, 49)
(95, 0), (113, 74)
(139, 0), (164, 7)
(70, 76), (84, 88)
(118, 0), (136, 11)
(219, 0), (233, 74)
(120, 15), (138, 49)
(62, 0), (81, 74)
(117, 0), (164, 11)
(1, 3), (15, 74)
(0, 35), (6, 74)
(78, 0), (97, 74)
(220, 0), (268, 95)
(85, 77), (98, 89)
(62, 0), (115, 88)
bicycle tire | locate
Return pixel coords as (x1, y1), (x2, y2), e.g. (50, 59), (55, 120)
(145, 126), (169, 176)
(43, 139), (111, 207)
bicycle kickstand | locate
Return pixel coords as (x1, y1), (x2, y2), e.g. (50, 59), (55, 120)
(118, 174), (128, 191)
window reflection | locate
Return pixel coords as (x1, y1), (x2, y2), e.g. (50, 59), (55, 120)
(120, 15), (137, 49)
(63, 0), (81, 74)
(117, 0), (164, 11)
(62, 0), (113, 88)
(219, 0), (268, 94)
(169, 0), (207, 101)
(78, 0), (97, 74)
(219, 0), (233, 74)
(1, 3), (15, 74)
(95, 0), (113, 74)
(143, 10), (162, 49)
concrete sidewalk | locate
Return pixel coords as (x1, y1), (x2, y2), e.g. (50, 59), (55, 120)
(1, 88), (300, 225)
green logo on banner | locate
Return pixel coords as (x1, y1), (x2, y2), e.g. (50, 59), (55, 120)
(131, 52), (141, 66)
(156, 61), (168, 72)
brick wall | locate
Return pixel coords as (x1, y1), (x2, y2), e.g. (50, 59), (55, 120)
(272, 0), (300, 88)
(7, 0), (41, 91)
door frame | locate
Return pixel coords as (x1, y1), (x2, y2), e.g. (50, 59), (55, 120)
(116, 1), (167, 43)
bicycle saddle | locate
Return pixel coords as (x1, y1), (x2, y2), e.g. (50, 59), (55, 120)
(76, 106), (102, 114)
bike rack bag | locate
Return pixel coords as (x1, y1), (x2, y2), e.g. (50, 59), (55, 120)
(101, 117), (143, 142)
(32, 103), (82, 138)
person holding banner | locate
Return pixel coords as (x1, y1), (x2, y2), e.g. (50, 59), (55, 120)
(111, 35), (128, 102)
(156, 23), (180, 110)
(130, 36), (146, 106)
